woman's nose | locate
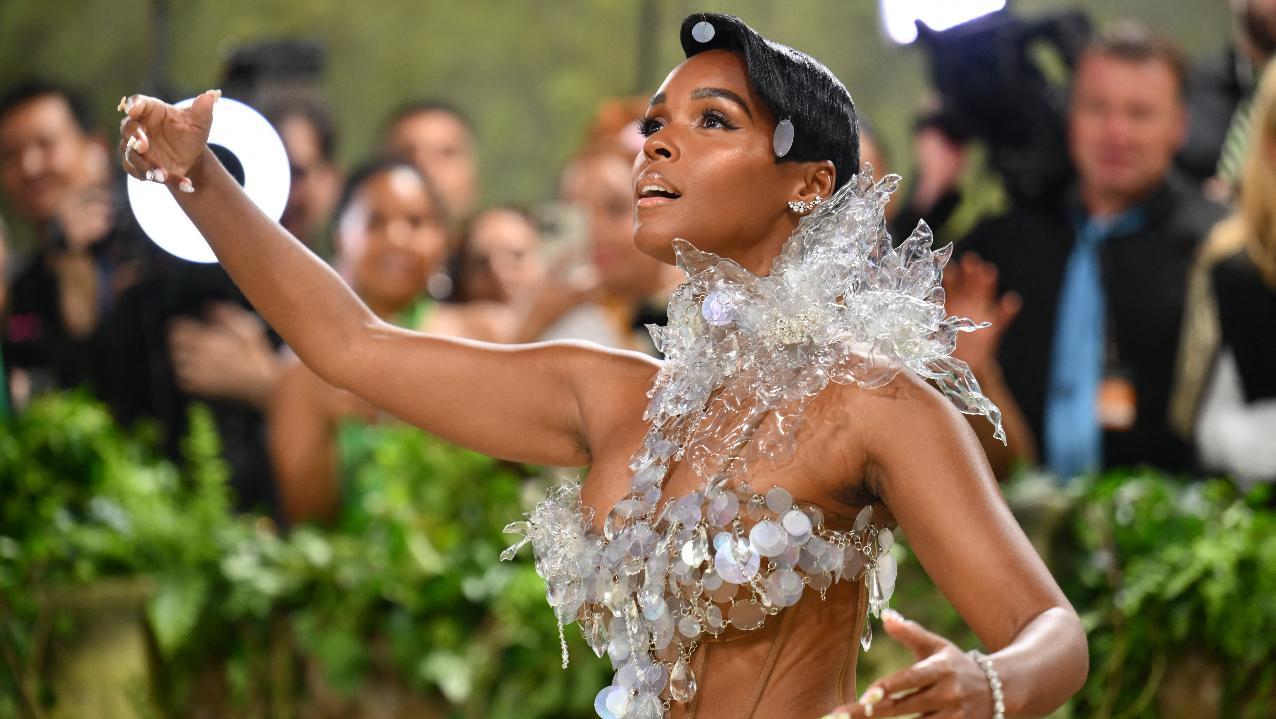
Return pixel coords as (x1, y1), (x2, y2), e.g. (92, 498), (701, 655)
(642, 131), (677, 162)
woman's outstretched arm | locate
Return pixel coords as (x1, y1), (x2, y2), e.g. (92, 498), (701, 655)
(119, 92), (655, 466)
(830, 373), (1087, 718)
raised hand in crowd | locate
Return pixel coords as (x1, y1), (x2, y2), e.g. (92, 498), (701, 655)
(168, 302), (281, 407)
(945, 252), (1037, 477)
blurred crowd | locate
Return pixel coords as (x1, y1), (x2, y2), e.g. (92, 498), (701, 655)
(2, 1), (1274, 526)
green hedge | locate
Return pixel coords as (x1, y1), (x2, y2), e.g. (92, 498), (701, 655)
(2, 393), (1274, 717)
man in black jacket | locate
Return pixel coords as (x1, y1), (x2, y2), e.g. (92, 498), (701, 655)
(954, 24), (1227, 477)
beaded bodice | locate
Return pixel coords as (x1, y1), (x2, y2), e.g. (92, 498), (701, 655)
(502, 170), (1001, 719)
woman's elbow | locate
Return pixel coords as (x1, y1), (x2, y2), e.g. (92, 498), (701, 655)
(1060, 606), (1090, 697)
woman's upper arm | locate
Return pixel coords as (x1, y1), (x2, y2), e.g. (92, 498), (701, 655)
(860, 374), (1074, 649)
(268, 361), (340, 524)
(329, 321), (658, 467)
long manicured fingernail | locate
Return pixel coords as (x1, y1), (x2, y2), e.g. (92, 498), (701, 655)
(152, 168), (167, 183)
(126, 135), (140, 152)
(818, 713), (850, 719)
(117, 96), (128, 112)
(882, 608), (905, 623)
(179, 179), (194, 193)
(860, 686), (885, 704)
(145, 169), (155, 182)
(208, 88), (222, 101)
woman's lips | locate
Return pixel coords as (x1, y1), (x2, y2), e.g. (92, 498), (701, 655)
(636, 195), (678, 208)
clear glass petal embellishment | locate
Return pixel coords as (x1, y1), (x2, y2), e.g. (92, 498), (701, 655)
(670, 656), (698, 702)
(877, 551), (898, 602)
(854, 505), (874, 533)
(878, 527), (895, 551)
(500, 536), (530, 561)
(633, 692), (663, 719)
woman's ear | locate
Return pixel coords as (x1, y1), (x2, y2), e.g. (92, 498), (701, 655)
(796, 161), (836, 203)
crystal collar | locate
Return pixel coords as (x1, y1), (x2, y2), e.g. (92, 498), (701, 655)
(503, 169), (1002, 719)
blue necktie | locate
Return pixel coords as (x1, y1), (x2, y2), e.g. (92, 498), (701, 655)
(1044, 211), (1143, 479)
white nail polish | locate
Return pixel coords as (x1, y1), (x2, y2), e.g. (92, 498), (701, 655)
(179, 179), (194, 193)
(145, 169), (155, 182)
(126, 136), (140, 152)
(153, 168), (167, 183)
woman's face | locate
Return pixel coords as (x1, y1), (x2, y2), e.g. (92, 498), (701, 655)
(460, 208), (545, 303)
(336, 167), (447, 313)
(562, 153), (664, 299)
(633, 50), (827, 274)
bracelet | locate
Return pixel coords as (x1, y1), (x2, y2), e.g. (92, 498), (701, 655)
(967, 650), (1005, 719)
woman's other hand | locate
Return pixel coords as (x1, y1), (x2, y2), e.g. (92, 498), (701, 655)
(821, 610), (994, 719)
(117, 90), (218, 192)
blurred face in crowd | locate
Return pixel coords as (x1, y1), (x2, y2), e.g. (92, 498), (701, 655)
(335, 167), (447, 316)
(460, 207), (545, 304)
(279, 114), (340, 246)
(1069, 52), (1186, 213)
(632, 51), (826, 273)
(0, 94), (104, 225)
(562, 152), (663, 299)
(1235, 0), (1276, 57)
(385, 110), (477, 221)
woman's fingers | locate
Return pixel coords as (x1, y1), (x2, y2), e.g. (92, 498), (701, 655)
(868, 654), (947, 701)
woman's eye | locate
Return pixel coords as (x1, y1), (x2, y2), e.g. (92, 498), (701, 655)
(637, 118), (663, 137)
(705, 110), (738, 129)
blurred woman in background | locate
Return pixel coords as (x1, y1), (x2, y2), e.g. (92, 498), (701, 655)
(269, 159), (499, 524)
(1174, 61), (1276, 490)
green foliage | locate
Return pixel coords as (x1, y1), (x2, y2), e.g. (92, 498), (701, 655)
(218, 423), (610, 716)
(5, 392), (1275, 717)
(1058, 472), (1276, 717)
(0, 392), (230, 717)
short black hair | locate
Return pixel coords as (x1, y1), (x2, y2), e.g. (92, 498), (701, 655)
(0, 80), (95, 135)
(383, 98), (475, 136)
(261, 94), (338, 163)
(332, 156), (449, 238)
(679, 13), (860, 190)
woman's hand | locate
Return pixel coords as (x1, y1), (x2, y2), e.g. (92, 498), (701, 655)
(822, 610), (994, 719)
(117, 90), (219, 192)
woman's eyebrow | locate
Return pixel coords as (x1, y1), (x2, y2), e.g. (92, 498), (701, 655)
(690, 87), (753, 119)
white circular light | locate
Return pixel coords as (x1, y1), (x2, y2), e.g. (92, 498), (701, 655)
(127, 96), (289, 264)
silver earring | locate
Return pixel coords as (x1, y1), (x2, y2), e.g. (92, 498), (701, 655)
(788, 194), (823, 214)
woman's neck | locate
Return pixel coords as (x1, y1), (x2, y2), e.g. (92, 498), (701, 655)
(728, 216), (798, 276)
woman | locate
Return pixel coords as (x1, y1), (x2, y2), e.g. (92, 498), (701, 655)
(453, 205), (548, 305)
(1173, 61), (1276, 490)
(118, 13), (1086, 718)
(270, 158), (498, 524)
(541, 141), (676, 354)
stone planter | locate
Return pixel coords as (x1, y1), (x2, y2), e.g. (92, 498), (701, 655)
(44, 576), (158, 719)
